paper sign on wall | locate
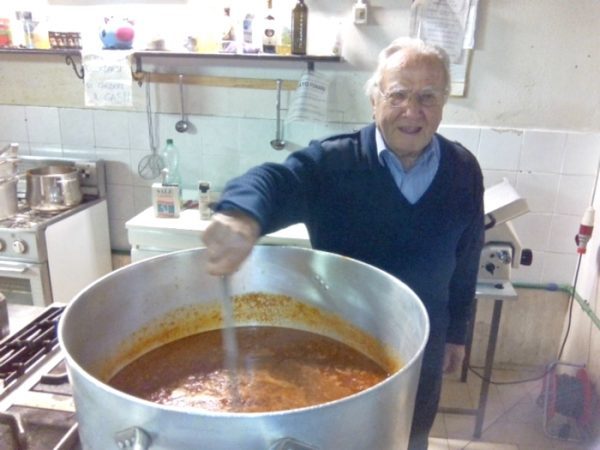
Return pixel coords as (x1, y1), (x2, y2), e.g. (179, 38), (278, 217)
(286, 71), (331, 123)
(83, 51), (133, 107)
(410, 0), (480, 96)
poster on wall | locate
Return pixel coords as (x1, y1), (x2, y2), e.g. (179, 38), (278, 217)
(82, 50), (133, 107)
(409, 0), (480, 96)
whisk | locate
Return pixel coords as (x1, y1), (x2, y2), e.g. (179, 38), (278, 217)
(138, 75), (165, 180)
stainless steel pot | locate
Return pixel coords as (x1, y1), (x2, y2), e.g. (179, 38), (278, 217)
(26, 165), (82, 211)
(0, 177), (18, 220)
(59, 246), (429, 450)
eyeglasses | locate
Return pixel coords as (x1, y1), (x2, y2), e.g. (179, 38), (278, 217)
(378, 87), (447, 108)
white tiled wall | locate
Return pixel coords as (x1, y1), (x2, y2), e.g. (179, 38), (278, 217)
(1, 104), (599, 287)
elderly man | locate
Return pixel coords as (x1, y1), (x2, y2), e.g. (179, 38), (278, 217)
(203, 37), (484, 449)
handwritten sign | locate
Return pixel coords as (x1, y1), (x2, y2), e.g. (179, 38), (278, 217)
(83, 51), (133, 107)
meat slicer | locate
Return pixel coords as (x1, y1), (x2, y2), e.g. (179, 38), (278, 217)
(478, 178), (533, 289)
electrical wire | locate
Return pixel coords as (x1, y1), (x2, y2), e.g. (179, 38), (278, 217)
(467, 253), (584, 386)
(467, 150), (600, 386)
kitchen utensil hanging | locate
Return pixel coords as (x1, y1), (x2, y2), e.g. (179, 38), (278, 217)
(175, 74), (191, 133)
(138, 76), (165, 180)
(270, 79), (286, 150)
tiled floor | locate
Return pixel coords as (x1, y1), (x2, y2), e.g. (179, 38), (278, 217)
(432, 367), (599, 449)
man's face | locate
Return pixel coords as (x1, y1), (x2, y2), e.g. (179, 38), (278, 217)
(372, 50), (447, 162)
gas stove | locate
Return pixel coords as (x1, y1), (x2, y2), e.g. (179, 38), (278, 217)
(0, 305), (80, 450)
(0, 155), (112, 306)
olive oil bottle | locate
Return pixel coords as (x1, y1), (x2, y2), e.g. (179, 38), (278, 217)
(291, 0), (308, 55)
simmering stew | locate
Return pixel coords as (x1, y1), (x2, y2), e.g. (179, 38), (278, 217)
(108, 326), (389, 413)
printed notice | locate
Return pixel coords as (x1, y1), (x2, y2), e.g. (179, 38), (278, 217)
(83, 51), (133, 107)
(286, 71), (330, 123)
(410, 0), (480, 96)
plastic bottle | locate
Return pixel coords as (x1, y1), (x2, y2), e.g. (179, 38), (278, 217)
(161, 139), (182, 187)
(291, 0), (308, 55)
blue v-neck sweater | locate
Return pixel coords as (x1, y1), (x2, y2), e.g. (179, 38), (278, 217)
(217, 123), (484, 355)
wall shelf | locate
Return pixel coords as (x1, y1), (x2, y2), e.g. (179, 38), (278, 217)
(0, 48), (342, 82)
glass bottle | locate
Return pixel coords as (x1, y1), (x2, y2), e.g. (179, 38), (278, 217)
(162, 139), (182, 187)
(291, 0), (308, 55)
(262, 0), (277, 54)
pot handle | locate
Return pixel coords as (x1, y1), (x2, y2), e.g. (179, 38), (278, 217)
(269, 437), (319, 450)
(114, 427), (152, 450)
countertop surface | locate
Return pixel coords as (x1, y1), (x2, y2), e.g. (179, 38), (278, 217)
(126, 206), (310, 242)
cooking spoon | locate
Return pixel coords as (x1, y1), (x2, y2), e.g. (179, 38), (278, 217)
(220, 275), (241, 406)
(175, 74), (190, 133)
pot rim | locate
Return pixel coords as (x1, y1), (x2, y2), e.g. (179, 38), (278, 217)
(59, 246), (431, 418)
(26, 164), (79, 177)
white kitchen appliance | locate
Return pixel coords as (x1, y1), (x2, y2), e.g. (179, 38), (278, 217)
(0, 155), (112, 306)
(478, 178), (532, 288)
(126, 205), (311, 263)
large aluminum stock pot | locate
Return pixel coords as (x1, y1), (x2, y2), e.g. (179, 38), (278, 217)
(59, 246), (429, 450)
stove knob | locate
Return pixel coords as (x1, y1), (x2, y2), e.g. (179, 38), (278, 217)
(0, 239), (4, 252)
(12, 240), (27, 254)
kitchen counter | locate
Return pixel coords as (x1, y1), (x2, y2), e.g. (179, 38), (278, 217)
(126, 207), (311, 262)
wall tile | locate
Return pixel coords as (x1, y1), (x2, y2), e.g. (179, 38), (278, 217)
(562, 132), (600, 175)
(515, 172), (560, 213)
(478, 128), (522, 171)
(106, 184), (135, 221)
(128, 111), (152, 150)
(96, 147), (134, 185)
(512, 213), (552, 251)
(555, 174), (595, 215)
(481, 169), (518, 189)
(0, 105), (27, 142)
(547, 214), (580, 253)
(93, 110), (130, 149)
(25, 106), (61, 145)
(519, 130), (566, 173)
(512, 250), (543, 283)
(438, 126), (481, 157)
(29, 144), (63, 158)
(157, 113), (201, 154)
(541, 252), (578, 285)
(59, 108), (95, 149)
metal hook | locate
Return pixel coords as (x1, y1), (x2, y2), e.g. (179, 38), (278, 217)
(65, 55), (84, 80)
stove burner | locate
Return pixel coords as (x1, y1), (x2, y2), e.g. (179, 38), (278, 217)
(0, 307), (64, 389)
(0, 196), (99, 230)
(0, 203), (65, 229)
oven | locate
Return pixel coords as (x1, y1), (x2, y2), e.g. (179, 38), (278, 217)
(0, 156), (112, 307)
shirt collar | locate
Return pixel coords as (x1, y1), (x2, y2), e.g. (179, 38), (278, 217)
(376, 127), (439, 172)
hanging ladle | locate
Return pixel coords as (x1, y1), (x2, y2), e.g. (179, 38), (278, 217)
(270, 79), (286, 150)
(175, 74), (190, 133)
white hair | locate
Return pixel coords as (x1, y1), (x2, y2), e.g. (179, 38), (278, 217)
(364, 37), (451, 101)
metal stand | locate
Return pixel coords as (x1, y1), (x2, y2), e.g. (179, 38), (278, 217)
(439, 281), (518, 438)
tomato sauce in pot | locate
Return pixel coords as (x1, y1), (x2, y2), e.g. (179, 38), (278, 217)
(108, 326), (389, 413)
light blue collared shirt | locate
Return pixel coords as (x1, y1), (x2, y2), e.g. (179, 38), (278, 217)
(376, 128), (440, 204)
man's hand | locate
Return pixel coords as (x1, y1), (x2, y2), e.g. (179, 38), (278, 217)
(202, 211), (261, 276)
(443, 343), (465, 374)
